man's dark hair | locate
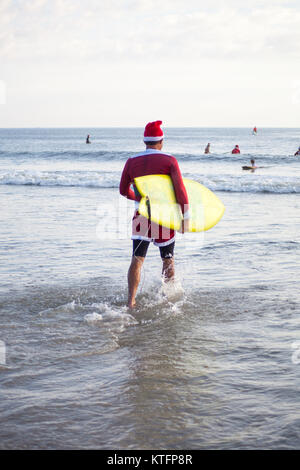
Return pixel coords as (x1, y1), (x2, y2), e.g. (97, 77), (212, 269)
(144, 139), (163, 146)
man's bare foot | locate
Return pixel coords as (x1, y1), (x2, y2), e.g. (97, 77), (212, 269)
(127, 301), (136, 309)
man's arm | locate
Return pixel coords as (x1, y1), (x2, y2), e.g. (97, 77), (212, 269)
(170, 158), (190, 232)
(119, 159), (139, 201)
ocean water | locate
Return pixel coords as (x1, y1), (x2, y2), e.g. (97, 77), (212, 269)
(0, 127), (299, 449)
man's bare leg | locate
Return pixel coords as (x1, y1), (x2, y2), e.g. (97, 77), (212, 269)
(162, 258), (175, 282)
(127, 256), (145, 308)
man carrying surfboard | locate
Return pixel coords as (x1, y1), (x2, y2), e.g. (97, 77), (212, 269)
(119, 120), (190, 308)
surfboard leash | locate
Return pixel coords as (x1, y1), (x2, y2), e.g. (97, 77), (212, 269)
(145, 195), (151, 221)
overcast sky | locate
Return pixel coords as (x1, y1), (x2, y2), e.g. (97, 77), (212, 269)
(0, 0), (300, 127)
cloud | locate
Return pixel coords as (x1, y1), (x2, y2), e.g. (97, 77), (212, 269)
(1, 0), (300, 127)
(1, 0), (300, 63)
(0, 80), (6, 104)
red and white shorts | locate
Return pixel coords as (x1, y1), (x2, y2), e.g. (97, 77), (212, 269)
(131, 210), (175, 247)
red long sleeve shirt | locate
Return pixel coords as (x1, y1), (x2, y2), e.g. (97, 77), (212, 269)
(119, 149), (189, 216)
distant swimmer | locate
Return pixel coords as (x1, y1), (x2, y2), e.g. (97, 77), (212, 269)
(204, 143), (211, 154)
(253, 126), (257, 135)
(86, 134), (91, 144)
(232, 145), (240, 154)
(294, 147), (300, 156)
(242, 159), (257, 171)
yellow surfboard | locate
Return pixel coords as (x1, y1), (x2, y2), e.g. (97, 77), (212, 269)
(134, 175), (225, 232)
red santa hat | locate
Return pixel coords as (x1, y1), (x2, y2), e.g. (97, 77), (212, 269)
(144, 120), (164, 142)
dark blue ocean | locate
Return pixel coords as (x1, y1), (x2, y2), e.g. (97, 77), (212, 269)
(0, 127), (299, 449)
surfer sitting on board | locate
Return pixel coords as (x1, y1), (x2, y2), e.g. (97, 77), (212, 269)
(232, 145), (240, 154)
(119, 120), (190, 309)
(86, 134), (91, 144)
(204, 143), (211, 154)
(242, 159), (257, 171)
(294, 147), (300, 156)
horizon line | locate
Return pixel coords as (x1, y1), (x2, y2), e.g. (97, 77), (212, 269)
(0, 125), (299, 129)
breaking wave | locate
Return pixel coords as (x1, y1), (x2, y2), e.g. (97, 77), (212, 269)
(1, 169), (300, 193)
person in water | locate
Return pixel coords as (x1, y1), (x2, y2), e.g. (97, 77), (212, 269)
(119, 120), (189, 309)
(86, 134), (91, 144)
(242, 159), (258, 171)
(253, 126), (257, 134)
(232, 145), (240, 154)
(294, 147), (300, 156)
(204, 143), (211, 154)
